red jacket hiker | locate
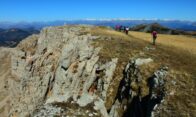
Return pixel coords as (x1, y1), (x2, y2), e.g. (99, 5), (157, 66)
(152, 31), (157, 45)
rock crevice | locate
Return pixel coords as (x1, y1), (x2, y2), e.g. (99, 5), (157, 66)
(6, 26), (169, 117)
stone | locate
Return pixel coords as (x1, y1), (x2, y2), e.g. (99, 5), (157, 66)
(88, 113), (93, 116)
(77, 93), (94, 107)
(7, 25), (119, 117)
(135, 58), (153, 66)
(94, 98), (109, 117)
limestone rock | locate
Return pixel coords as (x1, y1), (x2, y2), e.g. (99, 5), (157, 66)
(135, 58), (153, 66)
(2, 25), (169, 117)
(7, 26), (119, 117)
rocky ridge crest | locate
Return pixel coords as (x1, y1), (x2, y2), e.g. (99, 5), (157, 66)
(4, 25), (168, 117)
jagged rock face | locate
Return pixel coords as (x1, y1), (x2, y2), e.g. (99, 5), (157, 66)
(109, 59), (168, 117)
(9, 26), (118, 117)
(6, 25), (168, 117)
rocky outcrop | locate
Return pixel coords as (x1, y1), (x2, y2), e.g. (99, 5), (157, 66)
(4, 25), (169, 117)
(8, 26), (119, 117)
(109, 59), (168, 117)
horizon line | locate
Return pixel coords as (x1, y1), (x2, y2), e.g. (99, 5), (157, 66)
(0, 18), (195, 23)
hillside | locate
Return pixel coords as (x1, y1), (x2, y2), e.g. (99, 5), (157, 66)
(129, 31), (196, 54)
(130, 23), (196, 36)
(0, 25), (195, 117)
(0, 28), (39, 47)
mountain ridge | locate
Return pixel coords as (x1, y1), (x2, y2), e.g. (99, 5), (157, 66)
(130, 23), (196, 36)
(0, 28), (39, 47)
(1, 19), (196, 31)
(0, 25), (195, 117)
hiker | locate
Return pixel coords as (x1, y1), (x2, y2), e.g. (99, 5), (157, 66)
(125, 27), (129, 35)
(119, 25), (122, 32)
(123, 26), (126, 32)
(115, 25), (120, 31)
(152, 31), (157, 45)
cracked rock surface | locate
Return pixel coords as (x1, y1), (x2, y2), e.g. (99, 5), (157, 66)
(0, 25), (171, 117)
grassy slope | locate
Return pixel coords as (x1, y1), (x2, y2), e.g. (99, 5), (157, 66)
(90, 27), (196, 117)
(0, 48), (12, 116)
(129, 31), (196, 117)
(129, 31), (196, 54)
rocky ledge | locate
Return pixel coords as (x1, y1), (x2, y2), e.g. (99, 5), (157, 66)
(3, 25), (168, 117)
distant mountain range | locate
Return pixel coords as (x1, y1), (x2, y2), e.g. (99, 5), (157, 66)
(0, 19), (196, 31)
(1, 19), (196, 47)
(0, 28), (39, 47)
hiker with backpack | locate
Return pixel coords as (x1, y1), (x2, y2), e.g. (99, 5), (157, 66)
(119, 25), (123, 32)
(152, 31), (157, 45)
(125, 27), (129, 35)
(115, 25), (120, 31)
(123, 26), (126, 33)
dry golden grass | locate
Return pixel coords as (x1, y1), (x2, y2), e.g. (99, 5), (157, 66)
(0, 49), (11, 116)
(129, 31), (196, 54)
(90, 26), (130, 41)
(89, 27), (196, 116)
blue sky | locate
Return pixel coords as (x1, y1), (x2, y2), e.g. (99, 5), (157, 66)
(0, 0), (196, 22)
